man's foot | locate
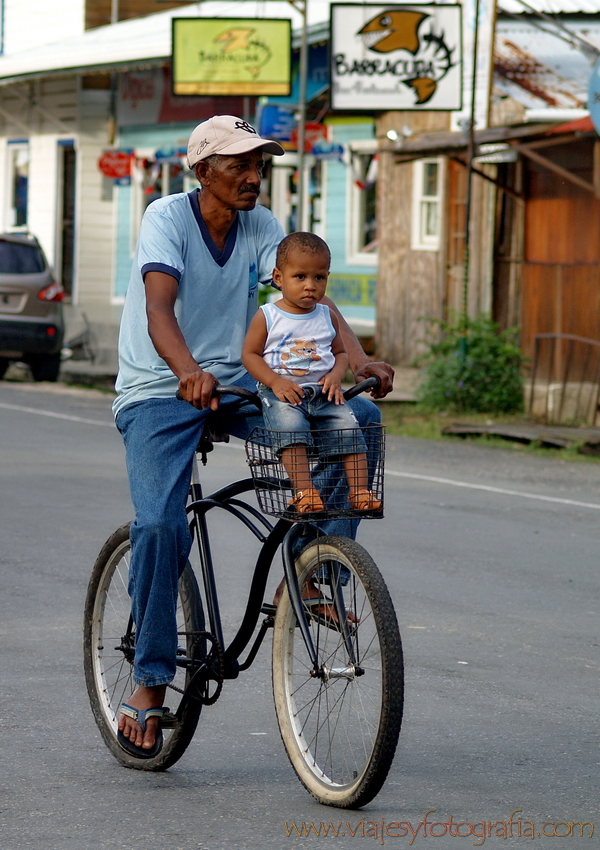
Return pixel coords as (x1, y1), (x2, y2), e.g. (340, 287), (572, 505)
(273, 578), (359, 628)
(117, 684), (167, 753)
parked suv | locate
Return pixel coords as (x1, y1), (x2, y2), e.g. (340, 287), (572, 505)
(0, 233), (64, 382)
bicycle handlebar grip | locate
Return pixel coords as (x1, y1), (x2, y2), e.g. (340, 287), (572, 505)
(176, 384), (262, 410)
(342, 376), (381, 401)
(177, 379), (379, 405)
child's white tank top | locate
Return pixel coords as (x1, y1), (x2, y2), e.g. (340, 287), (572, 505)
(260, 302), (336, 385)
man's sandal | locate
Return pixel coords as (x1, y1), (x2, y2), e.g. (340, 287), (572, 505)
(117, 703), (169, 759)
(349, 488), (382, 511)
(289, 488), (325, 514)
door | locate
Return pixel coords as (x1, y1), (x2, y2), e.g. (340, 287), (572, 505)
(58, 142), (76, 298)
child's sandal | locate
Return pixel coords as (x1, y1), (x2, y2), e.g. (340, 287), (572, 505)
(289, 488), (325, 514)
(349, 489), (382, 511)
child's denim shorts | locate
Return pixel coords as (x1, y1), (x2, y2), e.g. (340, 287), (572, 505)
(257, 383), (367, 456)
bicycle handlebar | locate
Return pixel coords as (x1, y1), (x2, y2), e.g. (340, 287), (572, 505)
(176, 376), (381, 407)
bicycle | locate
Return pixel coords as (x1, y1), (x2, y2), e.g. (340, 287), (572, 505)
(83, 378), (404, 808)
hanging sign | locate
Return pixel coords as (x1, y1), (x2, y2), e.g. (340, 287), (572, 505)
(172, 17), (291, 96)
(258, 105), (296, 145)
(330, 4), (462, 111)
(290, 122), (328, 153)
(312, 140), (345, 160)
(98, 150), (133, 179)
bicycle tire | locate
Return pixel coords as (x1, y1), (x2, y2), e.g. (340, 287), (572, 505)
(83, 523), (204, 771)
(272, 536), (403, 808)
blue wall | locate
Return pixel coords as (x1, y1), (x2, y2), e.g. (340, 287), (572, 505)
(324, 118), (376, 327)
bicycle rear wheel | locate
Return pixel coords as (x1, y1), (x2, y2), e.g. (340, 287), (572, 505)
(272, 536), (403, 808)
(83, 523), (204, 771)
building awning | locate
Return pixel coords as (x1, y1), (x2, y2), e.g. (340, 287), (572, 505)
(389, 122), (562, 160)
(390, 114), (599, 201)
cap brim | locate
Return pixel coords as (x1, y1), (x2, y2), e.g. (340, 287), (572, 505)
(210, 138), (285, 159)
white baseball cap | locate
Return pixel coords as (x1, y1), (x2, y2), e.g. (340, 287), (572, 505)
(187, 115), (285, 168)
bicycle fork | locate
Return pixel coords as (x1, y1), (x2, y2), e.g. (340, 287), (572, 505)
(282, 530), (360, 680)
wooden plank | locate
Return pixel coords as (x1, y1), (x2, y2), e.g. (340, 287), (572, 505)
(594, 140), (600, 200)
(518, 145), (595, 194)
(440, 421), (600, 450)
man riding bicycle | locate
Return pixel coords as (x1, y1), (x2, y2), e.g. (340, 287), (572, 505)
(113, 115), (394, 758)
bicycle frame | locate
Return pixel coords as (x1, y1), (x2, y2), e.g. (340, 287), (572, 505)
(183, 452), (355, 684)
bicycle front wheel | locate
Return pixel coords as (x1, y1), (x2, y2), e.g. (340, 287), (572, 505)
(83, 523), (204, 771)
(272, 536), (403, 808)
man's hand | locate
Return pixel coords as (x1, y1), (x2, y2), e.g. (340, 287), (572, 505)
(271, 377), (305, 405)
(353, 361), (395, 399)
(179, 370), (219, 410)
(319, 374), (345, 405)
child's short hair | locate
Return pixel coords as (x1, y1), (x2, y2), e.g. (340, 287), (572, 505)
(276, 232), (331, 269)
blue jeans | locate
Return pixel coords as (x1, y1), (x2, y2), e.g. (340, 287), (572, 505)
(258, 383), (367, 456)
(116, 372), (381, 687)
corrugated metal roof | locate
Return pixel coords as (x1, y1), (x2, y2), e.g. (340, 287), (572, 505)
(495, 16), (600, 109)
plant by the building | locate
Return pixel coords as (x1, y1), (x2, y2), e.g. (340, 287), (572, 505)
(415, 314), (524, 413)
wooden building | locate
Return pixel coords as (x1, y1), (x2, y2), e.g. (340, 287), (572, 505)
(372, 4), (600, 369)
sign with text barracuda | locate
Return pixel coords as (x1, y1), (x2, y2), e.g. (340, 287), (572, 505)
(331, 3), (462, 111)
(172, 18), (291, 96)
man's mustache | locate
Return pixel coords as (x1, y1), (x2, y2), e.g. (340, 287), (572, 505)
(239, 185), (260, 195)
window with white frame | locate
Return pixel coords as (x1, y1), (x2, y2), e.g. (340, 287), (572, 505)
(411, 157), (444, 251)
(347, 142), (378, 265)
(7, 141), (29, 229)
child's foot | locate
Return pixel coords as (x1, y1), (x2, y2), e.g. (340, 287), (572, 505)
(289, 488), (325, 514)
(349, 488), (382, 511)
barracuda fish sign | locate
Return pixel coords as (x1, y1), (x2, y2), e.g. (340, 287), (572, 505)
(331, 4), (462, 111)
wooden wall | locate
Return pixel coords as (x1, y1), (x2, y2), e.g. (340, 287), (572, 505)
(375, 111), (450, 365)
(519, 138), (600, 366)
(375, 110), (497, 365)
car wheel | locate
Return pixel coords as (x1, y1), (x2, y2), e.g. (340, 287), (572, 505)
(28, 352), (61, 382)
(0, 357), (9, 380)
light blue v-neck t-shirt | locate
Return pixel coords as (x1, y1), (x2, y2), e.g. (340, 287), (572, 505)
(113, 189), (285, 417)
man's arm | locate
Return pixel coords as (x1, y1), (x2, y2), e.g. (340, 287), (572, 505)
(322, 295), (394, 398)
(145, 270), (219, 409)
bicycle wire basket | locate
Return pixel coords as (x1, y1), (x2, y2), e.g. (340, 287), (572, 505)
(245, 424), (385, 521)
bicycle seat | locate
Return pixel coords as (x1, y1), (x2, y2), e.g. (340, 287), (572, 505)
(196, 417), (230, 464)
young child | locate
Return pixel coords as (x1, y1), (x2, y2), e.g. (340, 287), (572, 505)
(242, 231), (381, 514)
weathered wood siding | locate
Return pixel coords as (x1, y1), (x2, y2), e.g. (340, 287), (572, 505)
(519, 139), (600, 372)
(375, 111), (450, 365)
(445, 159), (496, 320)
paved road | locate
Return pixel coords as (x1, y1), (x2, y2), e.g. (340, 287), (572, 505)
(0, 380), (598, 850)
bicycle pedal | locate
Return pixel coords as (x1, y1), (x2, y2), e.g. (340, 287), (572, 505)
(161, 711), (179, 727)
(261, 602), (277, 616)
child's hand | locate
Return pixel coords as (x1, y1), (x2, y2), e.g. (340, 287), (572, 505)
(271, 377), (305, 405)
(319, 374), (345, 404)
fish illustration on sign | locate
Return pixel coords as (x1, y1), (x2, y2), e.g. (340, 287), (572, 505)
(213, 27), (272, 79)
(357, 10), (455, 104)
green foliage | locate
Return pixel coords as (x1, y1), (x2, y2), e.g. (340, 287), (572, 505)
(415, 314), (524, 413)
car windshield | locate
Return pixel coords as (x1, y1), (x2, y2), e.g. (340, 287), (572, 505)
(0, 240), (45, 273)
